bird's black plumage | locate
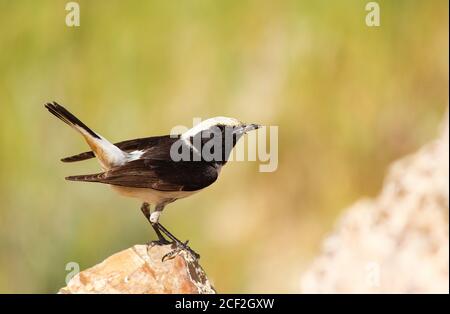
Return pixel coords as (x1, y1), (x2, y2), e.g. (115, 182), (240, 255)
(45, 102), (100, 139)
(66, 159), (219, 192)
(61, 135), (180, 162)
(46, 102), (257, 193)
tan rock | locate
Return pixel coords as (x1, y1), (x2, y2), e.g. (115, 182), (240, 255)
(59, 244), (216, 294)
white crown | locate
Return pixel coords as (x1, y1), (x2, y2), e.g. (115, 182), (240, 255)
(181, 117), (240, 139)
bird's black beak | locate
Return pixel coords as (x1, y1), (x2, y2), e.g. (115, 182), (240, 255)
(233, 123), (261, 135)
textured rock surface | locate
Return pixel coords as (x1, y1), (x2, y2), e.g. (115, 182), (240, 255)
(301, 113), (449, 293)
(59, 244), (215, 294)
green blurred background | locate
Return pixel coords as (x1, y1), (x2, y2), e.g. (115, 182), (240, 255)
(0, 0), (448, 293)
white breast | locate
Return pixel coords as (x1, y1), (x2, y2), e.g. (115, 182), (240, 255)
(111, 185), (198, 205)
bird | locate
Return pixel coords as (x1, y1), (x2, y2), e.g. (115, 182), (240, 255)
(45, 101), (260, 260)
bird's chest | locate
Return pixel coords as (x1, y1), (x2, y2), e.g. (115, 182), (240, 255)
(110, 185), (196, 205)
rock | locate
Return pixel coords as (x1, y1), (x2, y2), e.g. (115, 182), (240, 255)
(301, 112), (449, 293)
(59, 244), (216, 294)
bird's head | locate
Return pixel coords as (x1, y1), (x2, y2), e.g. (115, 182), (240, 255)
(181, 117), (260, 165)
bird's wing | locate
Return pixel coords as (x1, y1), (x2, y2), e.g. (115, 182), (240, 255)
(61, 135), (180, 162)
(66, 159), (219, 192)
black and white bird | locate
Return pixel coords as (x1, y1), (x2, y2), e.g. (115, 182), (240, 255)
(45, 102), (259, 260)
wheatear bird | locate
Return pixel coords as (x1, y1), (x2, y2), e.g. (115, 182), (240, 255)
(45, 102), (259, 260)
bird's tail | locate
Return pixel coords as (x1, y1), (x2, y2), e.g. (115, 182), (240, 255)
(45, 101), (127, 170)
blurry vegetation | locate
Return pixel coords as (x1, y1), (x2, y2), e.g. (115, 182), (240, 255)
(0, 0), (448, 293)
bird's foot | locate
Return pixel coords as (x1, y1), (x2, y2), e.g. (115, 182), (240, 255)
(162, 240), (200, 262)
(147, 238), (171, 247)
(146, 237), (171, 257)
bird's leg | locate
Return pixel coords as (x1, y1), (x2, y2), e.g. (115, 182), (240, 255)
(140, 202), (151, 220)
(156, 222), (200, 261)
(140, 202), (169, 245)
(150, 204), (200, 261)
(156, 222), (186, 244)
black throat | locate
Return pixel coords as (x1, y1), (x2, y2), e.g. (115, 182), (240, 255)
(186, 125), (244, 167)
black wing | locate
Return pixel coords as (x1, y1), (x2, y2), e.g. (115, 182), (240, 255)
(61, 135), (180, 162)
(66, 159), (219, 192)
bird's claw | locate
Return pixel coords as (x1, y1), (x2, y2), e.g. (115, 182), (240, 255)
(162, 240), (200, 262)
(147, 239), (170, 246)
(146, 239), (171, 255)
